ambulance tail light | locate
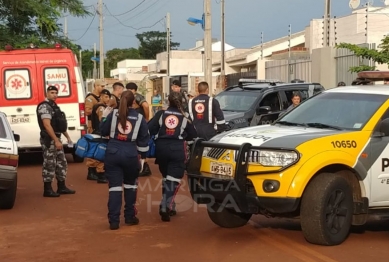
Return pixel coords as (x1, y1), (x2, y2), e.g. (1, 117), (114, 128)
(79, 103), (86, 125)
(54, 43), (62, 49)
(5, 44), (13, 51)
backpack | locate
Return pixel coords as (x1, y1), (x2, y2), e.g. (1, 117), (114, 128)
(74, 134), (109, 162)
(146, 135), (156, 158)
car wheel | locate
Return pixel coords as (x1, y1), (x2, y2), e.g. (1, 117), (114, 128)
(72, 152), (84, 163)
(300, 173), (353, 246)
(0, 176), (17, 209)
(207, 202), (252, 228)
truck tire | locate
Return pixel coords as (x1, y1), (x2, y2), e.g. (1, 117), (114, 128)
(300, 173), (353, 246)
(207, 202), (252, 228)
(0, 177), (17, 209)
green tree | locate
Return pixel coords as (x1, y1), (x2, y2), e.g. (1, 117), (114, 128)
(136, 31), (180, 59)
(0, 0), (90, 53)
(336, 36), (389, 72)
(105, 48), (141, 77)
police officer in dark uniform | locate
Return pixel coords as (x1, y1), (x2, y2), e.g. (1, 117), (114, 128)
(188, 81), (226, 141)
(100, 90), (150, 230)
(126, 82), (152, 177)
(108, 82), (124, 109)
(148, 91), (197, 222)
(36, 85), (76, 197)
(171, 80), (189, 112)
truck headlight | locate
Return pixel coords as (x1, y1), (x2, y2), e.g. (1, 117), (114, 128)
(258, 150), (298, 167)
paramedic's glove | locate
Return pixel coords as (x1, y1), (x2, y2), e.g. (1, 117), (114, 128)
(102, 106), (113, 118)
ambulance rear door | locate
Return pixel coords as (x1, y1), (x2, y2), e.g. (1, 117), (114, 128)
(35, 52), (82, 146)
(0, 53), (41, 151)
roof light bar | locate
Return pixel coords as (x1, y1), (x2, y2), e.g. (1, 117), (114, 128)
(238, 78), (282, 83)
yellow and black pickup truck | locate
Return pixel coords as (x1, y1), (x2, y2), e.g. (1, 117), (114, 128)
(186, 84), (389, 246)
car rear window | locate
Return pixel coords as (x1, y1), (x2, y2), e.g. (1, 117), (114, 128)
(0, 117), (7, 138)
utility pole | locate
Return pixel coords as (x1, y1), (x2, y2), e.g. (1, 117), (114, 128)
(166, 12), (171, 90)
(98, 0), (104, 80)
(93, 43), (97, 79)
(260, 32), (264, 60)
(64, 17), (68, 39)
(204, 0), (212, 95)
(219, 0), (225, 94)
(323, 0), (331, 47)
(288, 24), (292, 82)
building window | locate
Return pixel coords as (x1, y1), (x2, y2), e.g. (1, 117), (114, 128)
(4, 69), (32, 100)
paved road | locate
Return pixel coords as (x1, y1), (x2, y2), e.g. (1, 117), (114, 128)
(1, 154), (388, 262)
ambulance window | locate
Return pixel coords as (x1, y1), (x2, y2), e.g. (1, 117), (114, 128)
(4, 69), (32, 100)
(44, 67), (71, 97)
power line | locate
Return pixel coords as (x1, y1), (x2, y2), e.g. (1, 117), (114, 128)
(109, 0), (161, 25)
(103, 4), (164, 30)
(105, 0), (146, 16)
(74, 10), (97, 41)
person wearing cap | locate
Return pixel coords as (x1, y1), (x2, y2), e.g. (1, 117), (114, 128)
(89, 89), (112, 184)
(188, 81), (226, 141)
(171, 80), (189, 112)
(36, 85), (76, 197)
(85, 79), (105, 181)
(126, 82), (152, 177)
(187, 90), (197, 100)
(108, 82), (124, 109)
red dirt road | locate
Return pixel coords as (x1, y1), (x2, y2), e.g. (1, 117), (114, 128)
(1, 155), (388, 262)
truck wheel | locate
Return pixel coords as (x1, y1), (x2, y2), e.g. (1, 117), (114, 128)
(300, 173), (353, 246)
(207, 202), (252, 228)
(72, 153), (84, 163)
(0, 177), (17, 209)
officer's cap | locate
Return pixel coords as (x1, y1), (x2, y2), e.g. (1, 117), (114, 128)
(172, 80), (181, 86)
(188, 90), (197, 98)
(47, 85), (58, 92)
(101, 89), (111, 97)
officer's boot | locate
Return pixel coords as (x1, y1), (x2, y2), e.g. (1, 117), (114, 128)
(57, 180), (76, 194)
(87, 167), (98, 181)
(43, 182), (60, 197)
(108, 189), (123, 230)
(96, 172), (108, 184)
(139, 162), (152, 177)
(124, 185), (139, 226)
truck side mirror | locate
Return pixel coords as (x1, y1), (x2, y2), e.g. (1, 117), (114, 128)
(256, 106), (271, 115)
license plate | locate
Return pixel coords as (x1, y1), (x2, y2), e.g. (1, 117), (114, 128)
(210, 162), (233, 177)
(10, 116), (30, 124)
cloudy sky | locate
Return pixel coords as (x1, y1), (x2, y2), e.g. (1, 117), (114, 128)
(64, 0), (386, 51)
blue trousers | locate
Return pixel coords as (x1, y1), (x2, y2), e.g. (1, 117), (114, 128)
(104, 144), (140, 224)
(155, 140), (186, 212)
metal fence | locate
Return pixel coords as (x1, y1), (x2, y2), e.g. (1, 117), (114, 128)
(265, 59), (312, 83)
(335, 43), (376, 85)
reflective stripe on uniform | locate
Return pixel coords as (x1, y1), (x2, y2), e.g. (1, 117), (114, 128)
(216, 119), (225, 125)
(137, 146), (149, 152)
(166, 175), (181, 183)
(123, 184), (138, 189)
(179, 113), (189, 139)
(110, 109), (119, 138)
(188, 98), (194, 120)
(109, 186), (122, 192)
(131, 114), (143, 141)
(208, 97), (213, 124)
(154, 114), (164, 139)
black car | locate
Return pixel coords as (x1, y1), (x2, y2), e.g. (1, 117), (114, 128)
(214, 79), (324, 129)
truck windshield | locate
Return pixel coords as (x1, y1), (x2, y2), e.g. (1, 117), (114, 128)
(215, 92), (258, 112)
(278, 92), (387, 130)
